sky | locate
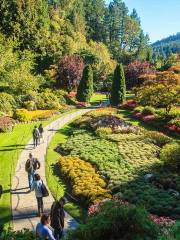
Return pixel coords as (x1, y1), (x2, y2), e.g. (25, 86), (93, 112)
(106, 0), (180, 43)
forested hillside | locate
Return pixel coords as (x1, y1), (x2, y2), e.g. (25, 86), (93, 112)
(152, 32), (180, 58)
(0, 0), (150, 72)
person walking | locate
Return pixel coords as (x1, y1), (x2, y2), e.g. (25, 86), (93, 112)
(25, 153), (40, 189)
(38, 123), (44, 144)
(31, 173), (44, 217)
(36, 214), (56, 240)
(50, 197), (66, 240)
(32, 125), (40, 148)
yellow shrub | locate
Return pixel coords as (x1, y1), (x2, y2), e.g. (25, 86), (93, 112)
(59, 156), (111, 205)
(86, 107), (117, 117)
(15, 109), (58, 122)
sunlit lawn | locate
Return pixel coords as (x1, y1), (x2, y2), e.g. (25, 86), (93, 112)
(90, 93), (108, 105)
(0, 113), (65, 227)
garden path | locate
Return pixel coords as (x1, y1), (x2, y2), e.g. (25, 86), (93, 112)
(11, 109), (91, 232)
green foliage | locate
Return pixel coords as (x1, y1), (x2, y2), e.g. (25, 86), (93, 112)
(136, 83), (180, 113)
(142, 106), (156, 115)
(37, 89), (60, 110)
(145, 131), (172, 147)
(110, 64), (126, 106)
(95, 127), (113, 137)
(168, 118), (180, 127)
(160, 142), (180, 171)
(67, 203), (159, 240)
(23, 101), (36, 111)
(76, 65), (94, 102)
(152, 33), (180, 63)
(0, 93), (15, 116)
(0, 229), (40, 239)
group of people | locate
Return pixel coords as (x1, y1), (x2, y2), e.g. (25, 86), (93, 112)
(32, 124), (44, 148)
(25, 153), (65, 239)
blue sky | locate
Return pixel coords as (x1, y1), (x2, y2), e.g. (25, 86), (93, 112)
(106, 0), (180, 43)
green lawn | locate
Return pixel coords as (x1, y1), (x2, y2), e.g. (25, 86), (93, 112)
(90, 93), (108, 105)
(46, 121), (87, 223)
(0, 113), (68, 228)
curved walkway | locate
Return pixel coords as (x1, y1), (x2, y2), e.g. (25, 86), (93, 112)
(11, 109), (91, 231)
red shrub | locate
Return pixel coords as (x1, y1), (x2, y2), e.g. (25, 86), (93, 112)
(0, 116), (15, 132)
(142, 115), (157, 122)
(122, 100), (137, 109)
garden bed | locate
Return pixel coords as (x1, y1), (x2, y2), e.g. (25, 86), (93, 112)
(57, 109), (180, 219)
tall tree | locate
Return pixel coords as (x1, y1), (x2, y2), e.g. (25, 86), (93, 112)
(110, 63), (126, 106)
(76, 65), (94, 102)
(56, 56), (84, 92)
(0, 0), (50, 51)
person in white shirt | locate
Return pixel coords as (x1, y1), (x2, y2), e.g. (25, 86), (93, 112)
(31, 173), (43, 216)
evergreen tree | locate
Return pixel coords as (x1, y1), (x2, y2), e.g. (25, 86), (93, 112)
(110, 63), (126, 106)
(76, 65), (94, 102)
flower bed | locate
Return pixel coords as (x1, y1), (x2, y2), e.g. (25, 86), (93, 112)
(121, 100), (137, 109)
(59, 156), (111, 206)
(89, 115), (139, 133)
(15, 109), (58, 122)
(0, 116), (15, 132)
(86, 107), (117, 117)
(167, 118), (180, 134)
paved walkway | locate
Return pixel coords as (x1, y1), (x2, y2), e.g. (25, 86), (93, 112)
(11, 109), (91, 232)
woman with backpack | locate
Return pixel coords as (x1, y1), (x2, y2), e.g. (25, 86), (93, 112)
(31, 173), (44, 217)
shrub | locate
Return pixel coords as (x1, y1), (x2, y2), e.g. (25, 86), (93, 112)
(37, 89), (60, 110)
(0, 116), (15, 132)
(15, 109), (58, 122)
(0, 229), (40, 239)
(168, 118), (180, 127)
(160, 142), (180, 171)
(96, 127), (113, 137)
(0, 92), (15, 116)
(121, 100), (137, 109)
(86, 108), (117, 117)
(142, 114), (158, 122)
(23, 100), (36, 110)
(142, 106), (156, 115)
(76, 65), (94, 103)
(67, 201), (159, 240)
(145, 131), (172, 147)
(110, 63), (126, 106)
(59, 156), (111, 205)
(133, 106), (144, 113)
(54, 89), (67, 105)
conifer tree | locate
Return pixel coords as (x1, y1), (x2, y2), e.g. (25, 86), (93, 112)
(110, 63), (126, 106)
(76, 65), (94, 102)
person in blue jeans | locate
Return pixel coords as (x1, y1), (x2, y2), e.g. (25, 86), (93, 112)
(36, 214), (56, 240)
(50, 197), (65, 240)
(31, 173), (44, 217)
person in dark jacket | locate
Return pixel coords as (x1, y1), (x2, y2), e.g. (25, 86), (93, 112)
(38, 123), (44, 144)
(50, 197), (65, 240)
(32, 126), (40, 148)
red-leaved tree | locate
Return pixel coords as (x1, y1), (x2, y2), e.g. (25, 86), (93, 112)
(124, 60), (155, 89)
(56, 56), (85, 92)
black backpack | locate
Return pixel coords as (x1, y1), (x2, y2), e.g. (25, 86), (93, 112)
(41, 181), (49, 197)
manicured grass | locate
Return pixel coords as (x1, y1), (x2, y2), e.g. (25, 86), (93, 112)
(46, 122), (87, 223)
(0, 113), (68, 227)
(90, 93), (108, 105)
